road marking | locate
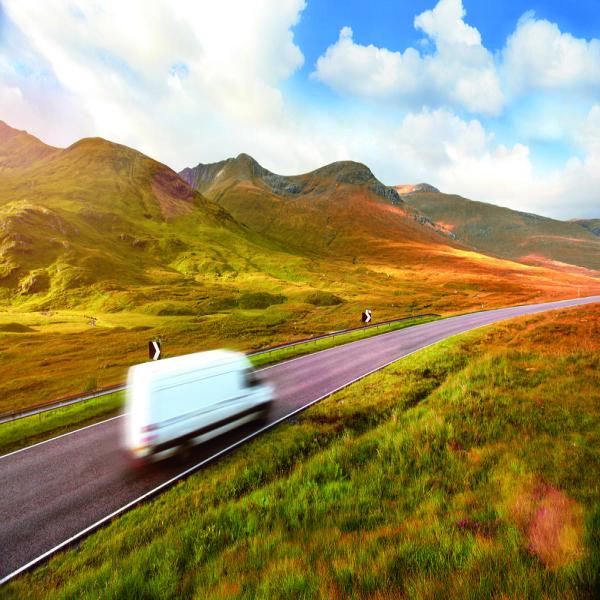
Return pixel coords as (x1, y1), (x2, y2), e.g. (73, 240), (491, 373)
(0, 415), (124, 461)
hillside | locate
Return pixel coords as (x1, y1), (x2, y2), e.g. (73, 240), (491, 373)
(0, 121), (59, 170)
(573, 218), (600, 238)
(180, 154), (415, 257)
(1, 122), (599, 410)
(0, 123), (293, 311)
(402, 191), (600, 273)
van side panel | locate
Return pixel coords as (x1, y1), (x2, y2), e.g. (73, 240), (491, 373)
(124, 351), (273, 460)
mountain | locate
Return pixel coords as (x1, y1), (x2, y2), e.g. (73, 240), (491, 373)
(179, 155), (461, 259)
(0, 123), (290, 310)
(181, 153), (402, 205)
(1, 119), (598, 321)
(0, 120), (59, 169)
(573, 219), (600, 238)
(394, 183), (440, 194)
(402, 191), (600, 273)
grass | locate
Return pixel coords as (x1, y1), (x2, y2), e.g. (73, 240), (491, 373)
(4, 305), (599, 598)
(249, 314), (439, 368)
(0, 315), (438, 456)
(0, 392), (124, 457)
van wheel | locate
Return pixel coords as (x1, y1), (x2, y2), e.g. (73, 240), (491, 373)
(178, 442), (194, 462)
(256, 404), (272, 427)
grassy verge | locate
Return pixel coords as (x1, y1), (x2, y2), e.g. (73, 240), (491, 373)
(4, 306), (599, 598)
(0, 392), (124, 456)
(248, 315), (439, 368)
(0, 316), (437, 456)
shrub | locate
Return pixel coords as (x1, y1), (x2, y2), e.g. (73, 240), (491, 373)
(305, 291), (344, 306)
(238, 292), (286, 309)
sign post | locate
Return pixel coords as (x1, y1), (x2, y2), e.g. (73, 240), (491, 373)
(149, 339), (161, 361)
(361, 309), (372, 324)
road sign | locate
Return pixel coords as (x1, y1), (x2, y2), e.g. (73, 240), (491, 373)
(362, 309), (372, 323)
(149, 340), (161, 361)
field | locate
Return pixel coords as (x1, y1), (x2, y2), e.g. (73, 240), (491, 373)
(2, 256), (597, 416)
(4, 304), (599, 598)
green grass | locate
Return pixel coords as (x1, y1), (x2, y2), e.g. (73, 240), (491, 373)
(0, 315), (438, 456)
(249, 315), (439, 368)
(4, 306), (599, 598)
(0, 392), (124, 456)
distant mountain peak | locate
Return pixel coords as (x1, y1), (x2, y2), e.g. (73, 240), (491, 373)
(394, 183), (440, 194)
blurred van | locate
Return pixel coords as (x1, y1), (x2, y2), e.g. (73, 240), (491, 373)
(124, 349), (273, 462)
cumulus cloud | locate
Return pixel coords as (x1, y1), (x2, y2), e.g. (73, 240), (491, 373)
(503, 12), (600, 93)
(1, 0), (306, 168)
(312, 0), (504, 116)
(382, 107), (599, 219)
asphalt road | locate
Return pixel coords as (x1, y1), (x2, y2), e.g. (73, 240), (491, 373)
(1, 296), (598, 582)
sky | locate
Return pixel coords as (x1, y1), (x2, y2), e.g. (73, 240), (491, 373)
(0, 0), (599, 219)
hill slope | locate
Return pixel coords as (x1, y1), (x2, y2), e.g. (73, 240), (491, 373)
(402, 191), (600, 273)
(0, 121), (59, 170)
(573, 218), (600, 238)
(0, 124), (295, 310)
(1, 122), (599, 409)
(180, 155), (479, 262)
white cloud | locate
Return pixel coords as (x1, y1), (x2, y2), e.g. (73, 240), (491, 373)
(413, 0), (480, 46)
(381, 107), (599, 219)
(503, 12), (600, 93)
(312, 0), (504, 116)
(1, 0), (306, 168)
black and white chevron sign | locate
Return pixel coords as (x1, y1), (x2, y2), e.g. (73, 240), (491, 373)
(149, 340), (161, 361)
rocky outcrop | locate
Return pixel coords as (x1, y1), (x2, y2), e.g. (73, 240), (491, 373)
(394, 183), (440, 195)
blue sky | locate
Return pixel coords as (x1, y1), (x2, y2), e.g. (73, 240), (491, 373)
(294, 0), (600, 60)
(1, 0), (599, 218)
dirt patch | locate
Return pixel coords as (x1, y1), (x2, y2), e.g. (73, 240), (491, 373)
(512, 481), (584, 569)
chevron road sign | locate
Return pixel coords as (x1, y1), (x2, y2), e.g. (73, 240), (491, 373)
(362, 309), (372, 323)
(149, 340), (161, 361)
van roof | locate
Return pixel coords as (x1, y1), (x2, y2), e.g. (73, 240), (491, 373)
(131, 349), (249, 377)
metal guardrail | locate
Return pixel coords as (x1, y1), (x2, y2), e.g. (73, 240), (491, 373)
(247, 312), (440, 356)
(0, 313), (438, 424)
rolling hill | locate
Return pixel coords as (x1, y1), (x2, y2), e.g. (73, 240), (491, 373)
(400, 189), (600, 273)
(0, 121), (291, 311)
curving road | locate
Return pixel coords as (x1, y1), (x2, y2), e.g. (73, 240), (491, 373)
(1, 296), (599, 583)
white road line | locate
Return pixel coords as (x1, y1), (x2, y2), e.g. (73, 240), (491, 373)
(0, 415), (124, 461)
(4, 298), (599, 585)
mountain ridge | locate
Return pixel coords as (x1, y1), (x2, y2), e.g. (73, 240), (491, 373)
(403, 191), (600, 272)
(180, 154), (403, 206)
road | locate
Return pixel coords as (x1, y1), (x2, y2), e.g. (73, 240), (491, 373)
(1, 296), (598, 583)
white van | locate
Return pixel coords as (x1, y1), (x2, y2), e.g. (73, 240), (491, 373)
(124, 349), (274, 463)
